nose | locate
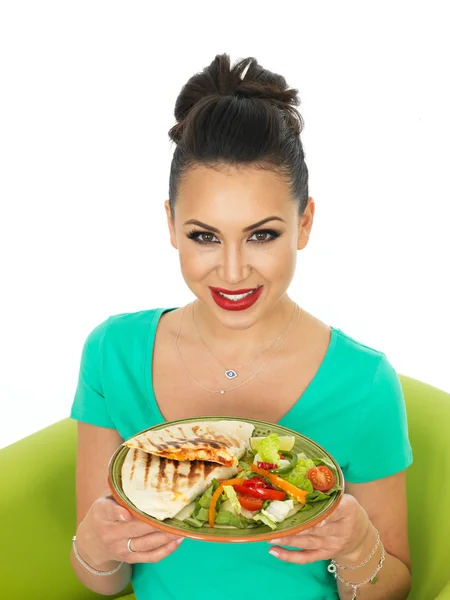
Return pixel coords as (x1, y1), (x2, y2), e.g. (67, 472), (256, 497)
(218, 243), (251, 285)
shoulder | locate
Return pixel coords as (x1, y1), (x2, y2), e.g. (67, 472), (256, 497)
(307, 312), (402, 405)
(332, 326), (394, 385)
(305, 311), (389, 385)
(83, 308), (174, 349)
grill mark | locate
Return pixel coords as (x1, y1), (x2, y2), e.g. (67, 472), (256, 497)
(129, 448), (138, 482)
(172, 460), (180, 491)
(144, 452), (152, 487)
(202, 461), (219, 478)
(157, 457), (167, 492)
(186, 460), (202, 486)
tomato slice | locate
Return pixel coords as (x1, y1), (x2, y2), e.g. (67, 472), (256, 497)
(235, 484), (286, 501)
(238, 495), (264, 511)
(242, 476), (271, 489)
(307, 466), (335, 492)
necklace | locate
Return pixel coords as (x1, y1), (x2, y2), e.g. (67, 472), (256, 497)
(175, 302), (302, 394)
(192, 301), (297, 380)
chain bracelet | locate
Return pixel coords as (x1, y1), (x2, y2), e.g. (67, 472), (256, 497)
(331, 527), (381, 572)
(331, 540), (386, 600)
(72, 536), (124, 576)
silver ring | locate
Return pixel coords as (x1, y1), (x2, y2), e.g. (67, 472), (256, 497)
(127, 537), (136, 553)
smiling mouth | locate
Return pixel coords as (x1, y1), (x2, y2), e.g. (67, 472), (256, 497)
(209, 286), (262, 302)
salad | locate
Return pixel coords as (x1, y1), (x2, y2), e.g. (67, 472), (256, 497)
(176, 432), (341, 531)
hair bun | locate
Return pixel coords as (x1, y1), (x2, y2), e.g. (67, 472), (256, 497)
(169, 53), (303, 144)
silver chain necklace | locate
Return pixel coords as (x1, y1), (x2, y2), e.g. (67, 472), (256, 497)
(192, 300), (297, 380)
(175, 302), (302, 394)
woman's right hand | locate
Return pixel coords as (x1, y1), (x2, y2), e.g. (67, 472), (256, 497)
(75, 494), (184, 570)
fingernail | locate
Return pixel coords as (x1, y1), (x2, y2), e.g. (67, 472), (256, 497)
(176, 537), (184, 545)
(119, 514), (127, 521)
(269, 548), (280, 558)
(269, 539), (282, 544)
(319, 519), (327, 527)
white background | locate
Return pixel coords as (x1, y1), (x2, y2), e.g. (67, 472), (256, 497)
(1, 1), (449, 449)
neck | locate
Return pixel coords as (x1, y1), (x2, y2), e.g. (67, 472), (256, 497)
(189, 295), (298, 362)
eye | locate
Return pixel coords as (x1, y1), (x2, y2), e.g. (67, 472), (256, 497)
(187, 230), (220, 244)
(248, 229), (281, 243)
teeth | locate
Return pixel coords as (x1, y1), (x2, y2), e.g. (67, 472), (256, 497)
(218, 289), (257, 301)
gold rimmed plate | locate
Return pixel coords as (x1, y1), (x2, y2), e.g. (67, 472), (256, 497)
(108, 416), (344, 543)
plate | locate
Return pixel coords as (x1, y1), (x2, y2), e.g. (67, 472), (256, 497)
(108, 416), (345, 543)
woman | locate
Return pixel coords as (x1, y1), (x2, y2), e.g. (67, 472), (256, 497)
(70, 54), (413, 599)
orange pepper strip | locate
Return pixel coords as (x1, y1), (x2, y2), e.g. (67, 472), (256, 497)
(208, 485), (224, 528)
(208, 479), (244, 528)
(219, 478), (247, 486)
(250, 464), (309, 505)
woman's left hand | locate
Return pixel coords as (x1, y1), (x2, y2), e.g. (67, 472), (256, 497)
(268, 494), (371, 564)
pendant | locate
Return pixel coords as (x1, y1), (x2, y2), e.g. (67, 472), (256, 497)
(225, 369), (238, 379)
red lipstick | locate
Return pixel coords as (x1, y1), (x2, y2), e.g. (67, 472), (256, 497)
(209, 285), (263, 311)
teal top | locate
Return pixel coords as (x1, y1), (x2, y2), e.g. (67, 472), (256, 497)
(71, 308), (413, 600)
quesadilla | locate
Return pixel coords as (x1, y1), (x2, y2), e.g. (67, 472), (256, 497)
(123, 420), (255, 467)
(121, 447), (237, 520)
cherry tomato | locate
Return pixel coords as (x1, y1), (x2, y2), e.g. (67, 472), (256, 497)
(307, 466), (335, 492)
(238, 495), (264, 511)
(257, 461), (278, 470)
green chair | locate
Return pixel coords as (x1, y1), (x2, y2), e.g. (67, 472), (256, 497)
(0, 375), (449, 599)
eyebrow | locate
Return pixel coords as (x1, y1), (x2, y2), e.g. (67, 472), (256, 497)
(183, 216), (286, 234)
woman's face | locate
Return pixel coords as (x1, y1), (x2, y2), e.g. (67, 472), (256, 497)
(165, 164), (314, 330)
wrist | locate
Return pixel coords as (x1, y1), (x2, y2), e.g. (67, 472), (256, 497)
(75, 522), (119, 572)
(334, 518), (376, 566)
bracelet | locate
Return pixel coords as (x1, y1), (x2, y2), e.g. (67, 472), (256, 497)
(329, 540), (386, 600)
(72, 535), (124, 576)
(328, 527), (381, 572)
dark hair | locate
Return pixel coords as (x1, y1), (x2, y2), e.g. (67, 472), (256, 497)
(168, 53), (309, 217)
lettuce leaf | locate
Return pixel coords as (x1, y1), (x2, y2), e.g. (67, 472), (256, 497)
(257, 433), (281, 465)
(192, 479), (223, 523)
(253, 512), (278, 530)
(281, 459), (314, 492)
(181, 516), (204, 528)
(215, 510), (253, 529)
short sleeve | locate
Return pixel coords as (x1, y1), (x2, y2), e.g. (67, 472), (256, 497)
(70, 317), (116, 429)
(344, 354), (413, 483)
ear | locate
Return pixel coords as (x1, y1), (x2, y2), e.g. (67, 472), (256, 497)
(297, 197), (315, 250)
(164, 200), (178, 249)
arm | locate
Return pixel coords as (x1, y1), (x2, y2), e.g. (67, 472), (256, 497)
(268, 471), (411, 599)
(70, 422), (133, 595)
(334, 471), (411, 599)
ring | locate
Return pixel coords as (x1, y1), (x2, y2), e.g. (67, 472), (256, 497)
(127, 537), (136, 553)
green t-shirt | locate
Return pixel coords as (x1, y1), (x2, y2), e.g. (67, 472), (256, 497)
(71, 308), (413, 600)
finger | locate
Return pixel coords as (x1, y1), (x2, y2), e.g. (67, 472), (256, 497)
(269, 534), (323, 550)
(125, 537), (184, 564)
(100, 497), (133, 523)
(269, 546), (333, 564)
(126, 531), (184, 554)
(298, 522), (342, 538)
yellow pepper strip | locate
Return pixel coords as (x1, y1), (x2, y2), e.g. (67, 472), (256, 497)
(250, 464), (309, 505)
(208, 478), (244, 528)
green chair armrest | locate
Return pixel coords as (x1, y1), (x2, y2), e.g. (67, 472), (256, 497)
(0, 418), (133, 599)
(436, 580), (450, 600)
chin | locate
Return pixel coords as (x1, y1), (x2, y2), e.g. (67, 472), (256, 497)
(202, 290), (272, 330)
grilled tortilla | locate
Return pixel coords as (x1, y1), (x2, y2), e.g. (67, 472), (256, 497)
(123, 420), (255, 467)
(121, 447), (237, 520)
